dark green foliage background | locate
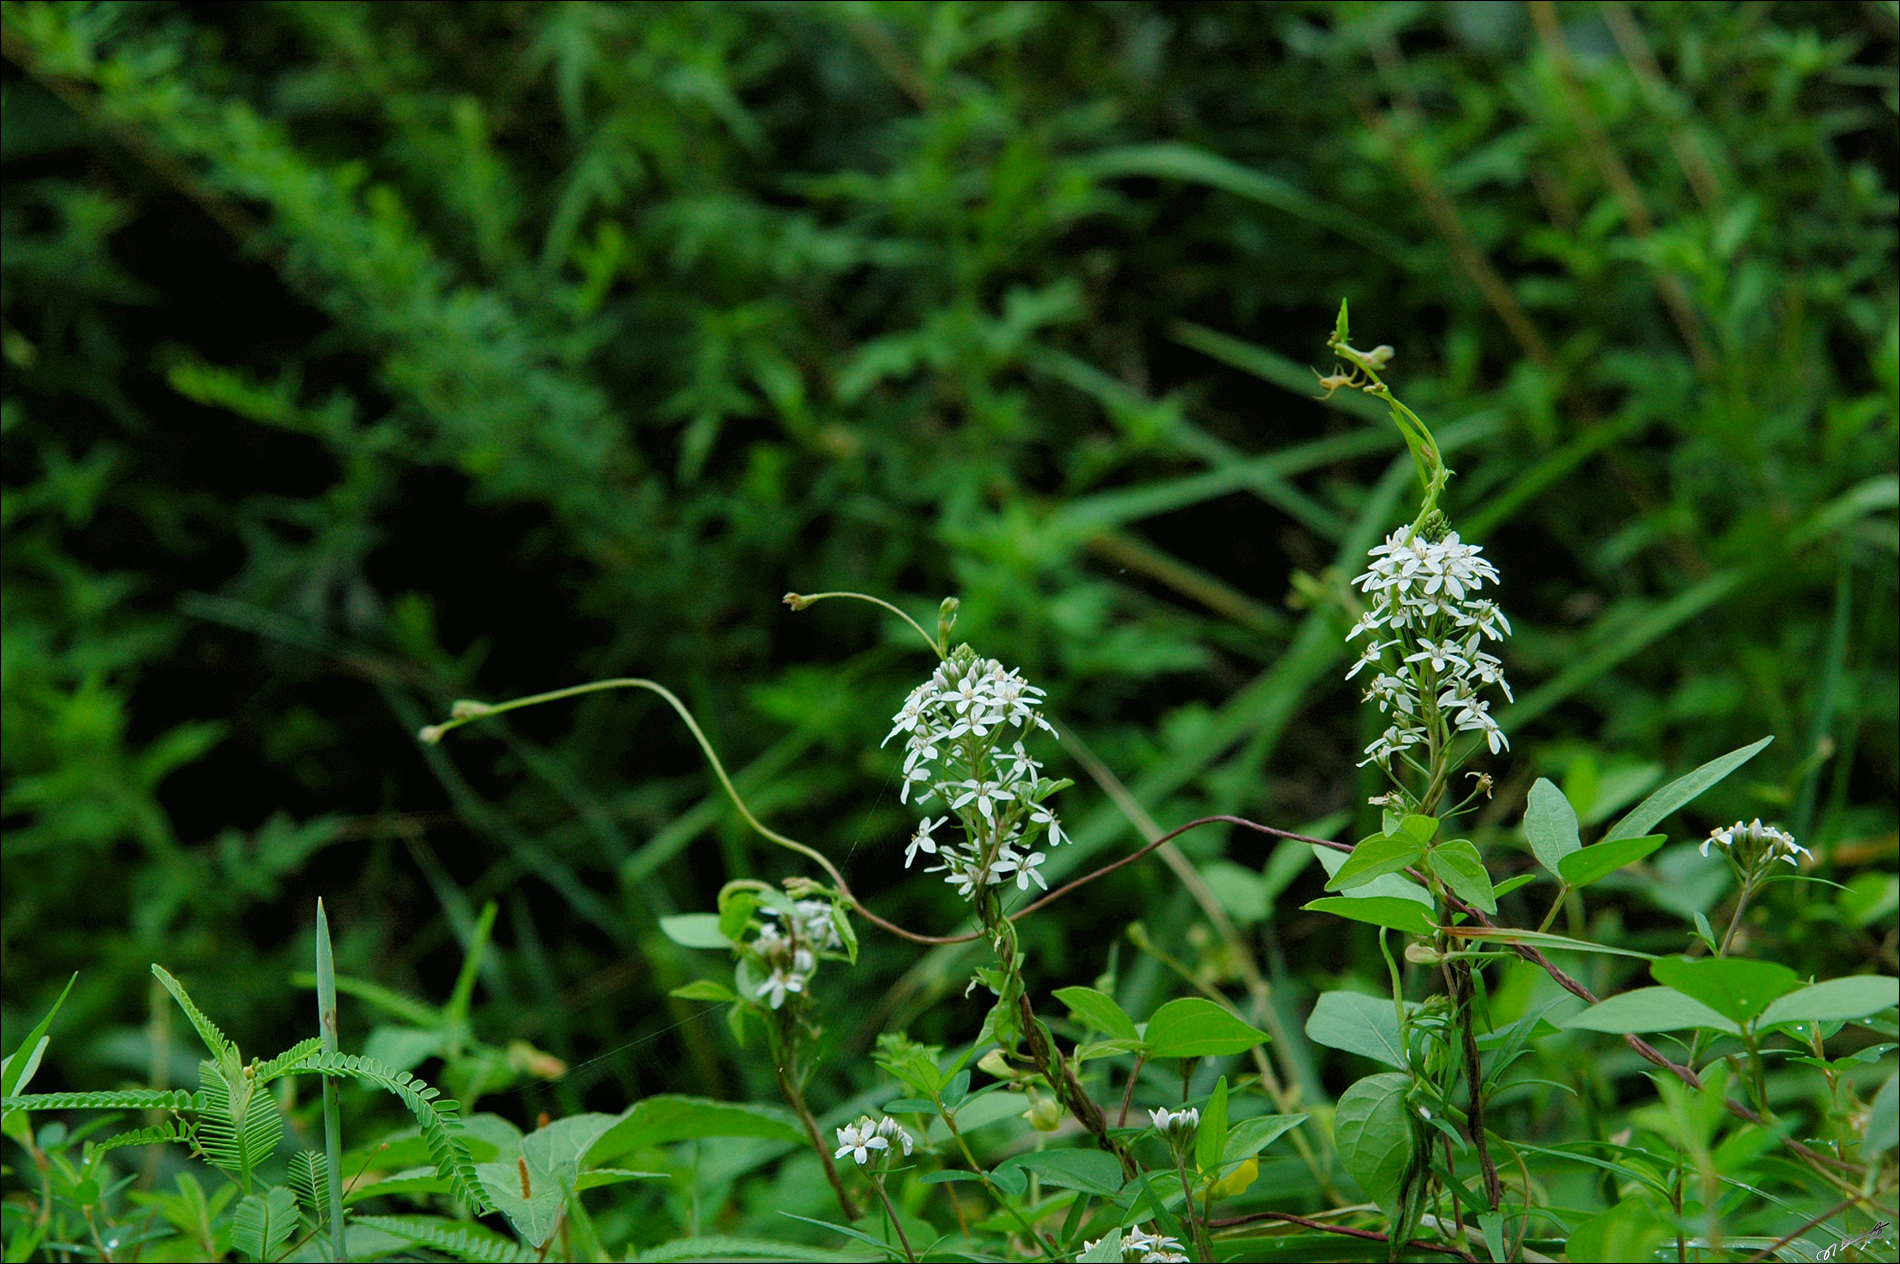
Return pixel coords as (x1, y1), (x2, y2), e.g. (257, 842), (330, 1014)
(2, 0), (1895, 1231)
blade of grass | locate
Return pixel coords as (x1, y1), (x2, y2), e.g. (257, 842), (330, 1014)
(1076, 142), (1419, 267)
(315, 900), (346, 1263)
(1169, 321), (1390, 426)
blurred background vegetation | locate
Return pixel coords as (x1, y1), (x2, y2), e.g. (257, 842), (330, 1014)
(2, 0), (1895, 1242)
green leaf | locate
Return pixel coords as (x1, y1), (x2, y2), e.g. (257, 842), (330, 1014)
(478, 1113), (628, 1248)
(1223, 1114), (1307, 1161)
(1650, 957), (1801, 1025)
(2, 973), (75, 1106)
(1333, 1073), (1415, 1224)
(1310, 844), (1434, 906)
(1324, 834), (1424, 892)
(231, 1186), (298, 1261)
(1562, 987), (1740, 1036)
(1396, 815), (1438, 844)
(1304, 991), (1410, 1069)
(587, 1095), (806, 1164)
(997, 1149), (1124, 1195)
(1302, 897), (1436, 936)
(1196, 1076), (1229, 1175)
(1523, 778), (1581, 877)
(670, 980), (740, 1003)
(1076, 1230), (1124, 1263)
(1866, 1073), (1898, 1155)
(1557, 835), (1667, 888)
(1604, 736), (1773, 841)
(1143, 998), (1270, 1058)
(1568, 1199), (1668, 1264)
(1053, 986), (1139, 1042)
(1758, 976), (1900, 1027)
(659, 914), (733, 950)
(1493, 873), (1537, 899)
(1427, 840), (1496, 914)
(152, 964), (235, 1067)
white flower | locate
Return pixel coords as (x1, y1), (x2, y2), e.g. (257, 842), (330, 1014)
(1703, 820), (1810, 867)
(1028, 802), (1065, 847)
(873, 1115), (915, 1156)
(905, 816), (947, 868)
(1149, 1106), (1199, 1140)
(1122, 1225), (1189, 1263)
(834, 1119), (888, 1166)
(757, 968), (804, 1009)
(1347, 526), (1512, 763)
(1010, 850), (1048, 891)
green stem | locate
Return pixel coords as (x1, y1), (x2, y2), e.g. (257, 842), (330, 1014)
(938, 1107), (1059, 1260)
(870, 1172), (917, 1264)
(784, 591), (945, 659)
(1175, 1153), (1215, 1263)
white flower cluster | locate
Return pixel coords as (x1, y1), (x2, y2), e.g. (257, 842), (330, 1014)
(834, 1114), (915, 1166)
(1701, 819), (1812, 867)
(1347, 527), (1513, 767)
(1077, 1225), (1188, 1263)
(884, 653), (1068, 900)
(750, 899), (843, 1010)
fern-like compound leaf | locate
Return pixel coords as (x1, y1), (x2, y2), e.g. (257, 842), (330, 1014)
(293, 1052), (490, 1214)
(350, 1214), (532, 1262)
(254, 1038), (323, 1084)
(151, 965), (236, 1067)
(287, 1150), (330, 1224)
(231, 1185), (298, 1261)
(1, 1088), (198, 1112)
(89, 1119), (195, 1157)
(196, 1060), (284, 1182)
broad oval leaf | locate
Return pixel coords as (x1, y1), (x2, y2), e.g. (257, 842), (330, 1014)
(1325, 834), (1424, 892)
(1143, 998), (1269, 1058)
(1304, 991), (1410, 1069)
(1757, 975), (1898, 1028)
(1053, 986), (1139, 1042)
(1604, 736), (1772, 842)
(1563, 986), (1740, 1036)
(1333, 1072), (1414, 1222)
(1557, 834), (1667, 888)
(1650, 957), (1801, 1025)
(1302, 896), (1436, 936)
(1427, 840), (1497, 914)
(1523, 778), (1581, 877)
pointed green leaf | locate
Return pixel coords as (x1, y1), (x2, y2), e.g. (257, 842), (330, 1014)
(670, 981), (739, 1003)
(1604, 737), (1773, 842)
(996, 1149), (1124, 1196)
(1196, 1076), (1229, 1175)
(1428, 840), (1496, 914)
(1524, 778), (1581, 877)
(1143, 999), (1270, 1058)
(1325, 835), (1425, 892)
(1223, 1114), (1307, 1161)
(1557, 835), (1667, 888)
(1650, 957), (1801, 1025)
(1311, 844), (1433, 906)
(586, 1095), (805, 1164)
(1053, 987), (1139, 1042)
(1758, 976), (1900, 1028)
(231, 1186), (298, 1260)
(1303, 896), (1436, 936)
(1304, 991), (1411, 1069)
(1563, 987), (1740, 1035)
(1397, 815), (1439, 844)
